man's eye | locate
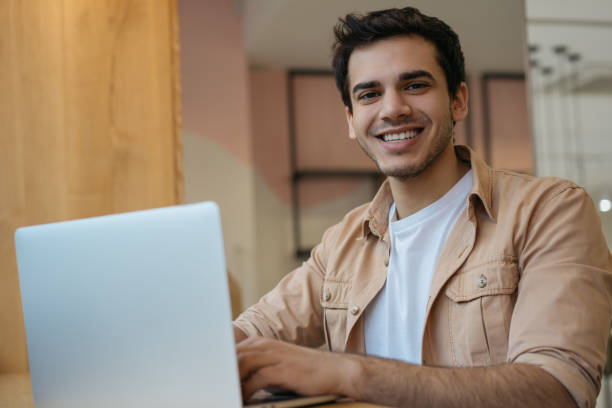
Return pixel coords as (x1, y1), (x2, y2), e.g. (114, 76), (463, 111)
(405, 83), (429, 91)
(358, 91), (379, 101)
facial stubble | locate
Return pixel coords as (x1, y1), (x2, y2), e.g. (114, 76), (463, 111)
(356, 108), (454, 179)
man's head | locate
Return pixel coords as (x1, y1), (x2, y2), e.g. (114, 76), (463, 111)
(332, 7), (465, 113)
(331, 8), (469, 179)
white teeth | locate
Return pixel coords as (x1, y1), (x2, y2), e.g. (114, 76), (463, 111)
(382, 130), (418, 142)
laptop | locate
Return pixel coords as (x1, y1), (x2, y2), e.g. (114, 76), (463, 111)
(15, 202), (338, 408)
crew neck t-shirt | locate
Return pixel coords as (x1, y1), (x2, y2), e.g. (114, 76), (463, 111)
(364, 169), (473, 364)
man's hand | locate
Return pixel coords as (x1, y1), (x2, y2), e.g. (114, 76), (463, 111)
(236, 336), (577, 407)
(236, 337), (358, 401)
(233, 326), (247, 343)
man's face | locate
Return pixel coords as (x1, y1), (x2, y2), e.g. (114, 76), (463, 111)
(345, 35), (468, 178)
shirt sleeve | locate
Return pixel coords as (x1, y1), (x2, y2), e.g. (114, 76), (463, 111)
(508, 185), (612, 408)
(232, 222), (341, 348)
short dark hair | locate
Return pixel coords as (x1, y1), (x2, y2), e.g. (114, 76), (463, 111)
(332, 7), (466, 112)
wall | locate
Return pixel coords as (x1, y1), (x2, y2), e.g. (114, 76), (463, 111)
(525, 0), (612, 248)
(245, 67), (529, 294)
(0, 0), (182, 373)
(178, 0), (260, 307)
(179, 0), (533, 307)
(531, 86), (612, 245)
(249, 69), (301, 294)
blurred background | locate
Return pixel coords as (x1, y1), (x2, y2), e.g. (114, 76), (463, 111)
(1, 0), (611, 404)
(180, 0), (530, 311)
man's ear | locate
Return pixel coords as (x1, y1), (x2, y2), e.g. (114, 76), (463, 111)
(451, 82), (469, 122)
(345, 106), (356, 140)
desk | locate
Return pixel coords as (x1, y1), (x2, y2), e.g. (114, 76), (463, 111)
(0, 374), (33, 408)
(317, 402), (383, 407)
(0, 374), (383, 407)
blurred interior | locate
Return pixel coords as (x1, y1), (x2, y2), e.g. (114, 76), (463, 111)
(179, 0), (531, 311)
(1, 0), (611, 404)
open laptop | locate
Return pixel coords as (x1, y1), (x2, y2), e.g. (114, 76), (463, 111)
(15, 202), (338, 408)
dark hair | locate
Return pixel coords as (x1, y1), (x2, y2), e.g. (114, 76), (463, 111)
(332, 7), (465, 112)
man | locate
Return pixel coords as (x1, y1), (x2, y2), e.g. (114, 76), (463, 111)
(233, 7), (612, 407)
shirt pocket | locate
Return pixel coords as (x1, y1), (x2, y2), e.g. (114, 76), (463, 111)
(444, 260), (519, 366)
(321, 280), (351, 352)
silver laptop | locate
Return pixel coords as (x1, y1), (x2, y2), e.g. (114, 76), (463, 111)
(15, 202), (338, 408)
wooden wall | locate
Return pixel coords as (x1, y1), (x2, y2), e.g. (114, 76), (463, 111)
(0, 0), (183, 373)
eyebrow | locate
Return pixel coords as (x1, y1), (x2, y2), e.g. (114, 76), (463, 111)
(352, 80), (380, 95)
(351, 70), (435, 96)
(399, 70), (434, 82)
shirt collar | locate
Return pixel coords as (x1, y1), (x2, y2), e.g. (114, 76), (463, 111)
(359, 145), (496, 240)
(456, 145), (496, 222)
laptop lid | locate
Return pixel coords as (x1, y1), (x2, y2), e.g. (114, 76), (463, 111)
(15, 202), (242, 408)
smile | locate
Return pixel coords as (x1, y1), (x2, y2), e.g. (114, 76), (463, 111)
(378, 128), (422, 142)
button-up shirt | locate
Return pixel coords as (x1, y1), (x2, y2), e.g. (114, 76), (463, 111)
(234, 145), (612, 408)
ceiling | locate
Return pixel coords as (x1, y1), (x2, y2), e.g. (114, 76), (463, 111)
(237, 0), (528, 74)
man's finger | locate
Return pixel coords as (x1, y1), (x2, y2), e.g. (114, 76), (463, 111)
(241, 365), (286, 402)
(236, 335), (278, 352)
(237, 349), (281, 381)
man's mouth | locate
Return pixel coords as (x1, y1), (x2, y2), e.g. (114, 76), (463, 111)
(378, 129), (422, 142)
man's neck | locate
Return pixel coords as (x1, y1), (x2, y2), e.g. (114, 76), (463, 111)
(389, 144), (470, 219)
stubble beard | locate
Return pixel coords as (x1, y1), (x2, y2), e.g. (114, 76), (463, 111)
(357, 110), (454, 179)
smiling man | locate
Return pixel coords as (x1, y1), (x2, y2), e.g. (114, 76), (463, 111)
(233, 8), (612, 408)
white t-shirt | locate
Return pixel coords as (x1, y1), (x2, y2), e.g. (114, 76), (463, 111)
(364, 170), (473, 364)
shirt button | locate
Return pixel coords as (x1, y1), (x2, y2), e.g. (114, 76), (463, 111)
(477, 275), (487, 288)
(323, 289), (331, 301)
(350, 305), (360, 315)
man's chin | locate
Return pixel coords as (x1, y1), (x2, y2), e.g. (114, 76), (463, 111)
(379, 137), (452, 179)
(384, 167), (427, 179)
(378, 160), (429, 179)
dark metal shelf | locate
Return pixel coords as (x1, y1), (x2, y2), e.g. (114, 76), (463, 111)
(295, 248), (312, 259)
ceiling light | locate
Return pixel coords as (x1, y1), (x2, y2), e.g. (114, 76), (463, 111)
(599, 199), (612, 213)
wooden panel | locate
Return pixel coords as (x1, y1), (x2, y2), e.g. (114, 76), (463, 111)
(0, 0), (182, 373)
(0, 374), (33, 407)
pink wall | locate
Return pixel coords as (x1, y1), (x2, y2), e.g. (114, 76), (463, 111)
(487, 79), (532, 172)
(177, 0), (532, 304)
(247, 70), (531, 207)
(293, 75), (377, 171)
(467, 73), (487, 156)
(249, 69), (292, 204)
(179, 0), (531, 207)
(179, 0), (252, 165)
(249, 71), (376, 208)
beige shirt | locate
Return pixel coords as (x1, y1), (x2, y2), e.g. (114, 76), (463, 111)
(234, 146), (612, 408)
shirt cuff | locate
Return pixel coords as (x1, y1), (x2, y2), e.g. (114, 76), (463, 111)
(514, 351), (600, 408)
(233, 310), (279, 339)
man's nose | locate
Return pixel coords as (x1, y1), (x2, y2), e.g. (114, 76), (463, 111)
(379, 90), (412, 121)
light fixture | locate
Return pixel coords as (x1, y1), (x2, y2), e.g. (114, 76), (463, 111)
(599, 199), (612, 213)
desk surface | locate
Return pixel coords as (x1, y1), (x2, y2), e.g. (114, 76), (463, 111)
(0, 374), (383, 407)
